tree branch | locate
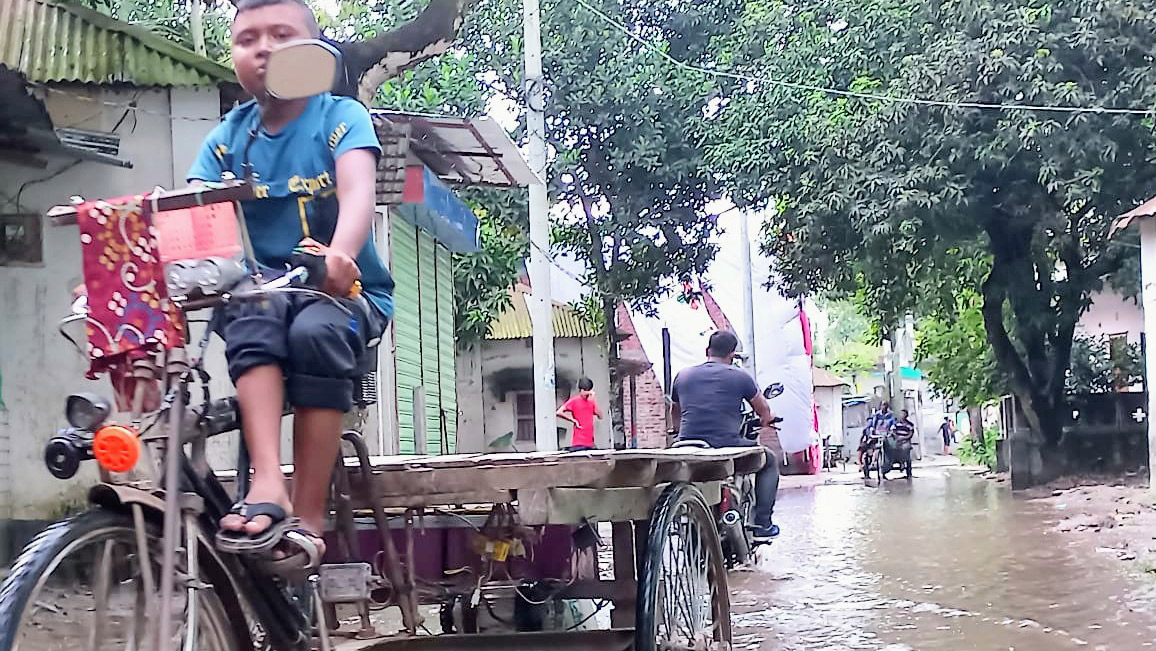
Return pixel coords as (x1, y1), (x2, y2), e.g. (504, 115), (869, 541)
(335, 0), (473, 104)
(573, 178), (613, 286)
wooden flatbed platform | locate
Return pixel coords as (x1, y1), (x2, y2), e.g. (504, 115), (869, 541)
(220, 447), (766, 524)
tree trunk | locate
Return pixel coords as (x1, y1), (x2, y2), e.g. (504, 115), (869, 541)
(603, 297), (625, 449)
(575, 179), (623, 448)
(967, 405), (984, 443)
(979, 248), (1067, 448)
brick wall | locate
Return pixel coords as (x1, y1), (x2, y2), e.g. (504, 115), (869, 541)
(616, 303), (669, 448)
(700, 287), (733, 333)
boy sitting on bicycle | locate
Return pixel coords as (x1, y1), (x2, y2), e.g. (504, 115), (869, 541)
(185, 0), (392, 566)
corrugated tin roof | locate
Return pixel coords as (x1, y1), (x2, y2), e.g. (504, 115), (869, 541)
(813, 367), (849, 388)
(0, 0), (233, 87)
(487, 287), (598, 340)
(374, 112), (540, 189)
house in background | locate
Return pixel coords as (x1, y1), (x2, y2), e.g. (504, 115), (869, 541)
(372, 113), (535, 456)
(456, 285), (612, 452)
(1078, 289), (1144, 384)
(617, 303), (668, 449)
(813, 367), (849, 447)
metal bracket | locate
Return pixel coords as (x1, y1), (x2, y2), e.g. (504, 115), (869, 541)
(318, 562), (373, 603)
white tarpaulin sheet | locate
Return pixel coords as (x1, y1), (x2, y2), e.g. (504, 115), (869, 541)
(628, 290), (719, 386)
(628, 210), (819, 454)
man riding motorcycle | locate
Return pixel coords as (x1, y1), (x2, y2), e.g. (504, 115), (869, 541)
(885, 409), (916, 479)
(669, 330), (781, 541)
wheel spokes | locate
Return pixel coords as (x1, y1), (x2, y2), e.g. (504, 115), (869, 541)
(88, 539), (117, 651)
(10, 526), (232, 651)
(655, 503), (718, 649)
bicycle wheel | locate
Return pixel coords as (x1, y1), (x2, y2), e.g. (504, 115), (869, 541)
(637, 483), (732, 651)
(0, 509), (242, 651)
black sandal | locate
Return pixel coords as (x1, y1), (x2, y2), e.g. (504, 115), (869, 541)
(215, 502), (296, 554)
(258, 527), (324, 579)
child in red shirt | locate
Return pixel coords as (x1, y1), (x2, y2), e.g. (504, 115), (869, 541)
(557, 377), (603, 451)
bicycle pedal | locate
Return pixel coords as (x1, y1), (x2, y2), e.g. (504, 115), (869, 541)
(318, 562), (372, 603)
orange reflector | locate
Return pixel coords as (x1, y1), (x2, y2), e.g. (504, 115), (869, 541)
(93, 425), (140, 473)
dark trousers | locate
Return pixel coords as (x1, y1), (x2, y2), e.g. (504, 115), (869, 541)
(676, 437), (780, 527)
(730, 438), (779, 528)
(753, 447), (780, 528)
(219, 290), (385, 412)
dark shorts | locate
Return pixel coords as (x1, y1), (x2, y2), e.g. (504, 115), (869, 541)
(217, 288), (387, 412)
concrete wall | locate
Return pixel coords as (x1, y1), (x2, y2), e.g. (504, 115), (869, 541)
(1000, 393), (1149, 488)
(0, 85), (221, 557)
(814, 386), (845, 446)
(1078, 290), (1143, 344)
(456, 337), (612, 452)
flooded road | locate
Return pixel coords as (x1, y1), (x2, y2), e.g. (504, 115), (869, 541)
(731, 467), (1156, 651)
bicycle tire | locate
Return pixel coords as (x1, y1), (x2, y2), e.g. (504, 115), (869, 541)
(636, 483), (732, 651)
(0, 508), (242, 651)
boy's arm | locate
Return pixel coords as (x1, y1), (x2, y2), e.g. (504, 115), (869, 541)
(329, 100), (382, 256)
(186, 124), (228, 184)
(331, 149), (376, 257)
(325, 100), (384, 293)
(555, 407), (577, 425)
(556, 400), (578, 425)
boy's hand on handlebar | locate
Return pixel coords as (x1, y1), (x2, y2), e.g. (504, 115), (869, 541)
(72, 283), (87, 299)
(299, 238), (360, 297)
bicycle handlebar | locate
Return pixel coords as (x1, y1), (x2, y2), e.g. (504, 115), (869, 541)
(65, 266), (349, 321)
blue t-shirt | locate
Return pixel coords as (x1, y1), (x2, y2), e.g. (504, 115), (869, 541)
(671, 361), (759, 447)
(187, 93), (394, 319)
(866, 411), (895, 436)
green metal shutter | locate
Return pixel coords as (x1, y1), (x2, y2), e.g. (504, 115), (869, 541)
(435, 243), (457, 452)
(417, 231), (441, 454)
(390, 219), (421, 453)
(389, 218), (458, 455)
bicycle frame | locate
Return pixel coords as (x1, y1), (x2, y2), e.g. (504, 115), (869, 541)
(46, 184), (334, 651)
(73, 308), (315, 650)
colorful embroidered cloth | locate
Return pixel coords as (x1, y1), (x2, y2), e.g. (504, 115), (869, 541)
(77, 196), (185, 381)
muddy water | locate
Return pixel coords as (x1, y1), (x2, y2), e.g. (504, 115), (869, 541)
(731, 468), (1156, 651)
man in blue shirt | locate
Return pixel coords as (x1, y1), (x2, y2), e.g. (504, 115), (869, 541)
(185, 0), (391, 565)
(670, 331), (782, 540)
(858, 402), (895, 470)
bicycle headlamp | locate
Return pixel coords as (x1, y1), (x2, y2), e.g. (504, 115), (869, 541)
(65, 393), (111, 431)
(164, 256), (246, 298)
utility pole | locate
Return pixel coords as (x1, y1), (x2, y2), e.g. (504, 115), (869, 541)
(522, 0), (557, 451)
(1139, 218), (1156, 495)
(738, 210), (758, 381)
(190, 0), (206, 56)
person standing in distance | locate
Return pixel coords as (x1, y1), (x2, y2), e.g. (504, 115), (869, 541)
(557, 377), (603, 452)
